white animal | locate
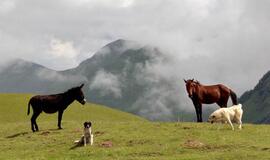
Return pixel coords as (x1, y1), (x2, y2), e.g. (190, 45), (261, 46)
(208, 104), (243, 130)
(74, 121), (94, 146)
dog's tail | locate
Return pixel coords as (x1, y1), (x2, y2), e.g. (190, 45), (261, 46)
(27, 99), (31, 115)
(237, 103), (242, 109)
(237, 103), (242, 108)
(229, 89), (238, 105)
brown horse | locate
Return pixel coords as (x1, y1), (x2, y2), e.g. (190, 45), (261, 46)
(27, 84), (86, 132)
(184, 79), (237, 122)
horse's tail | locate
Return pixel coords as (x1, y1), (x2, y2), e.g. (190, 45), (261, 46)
(229, 89), (238, 105)
(27, 99), (31, 115)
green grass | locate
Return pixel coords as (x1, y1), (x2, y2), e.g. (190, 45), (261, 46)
(0, 94), (270, 160)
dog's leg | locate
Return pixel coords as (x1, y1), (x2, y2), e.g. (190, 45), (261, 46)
(238, 120), (242, 130)
(236, 115), (242, 130)
(90, 134), (93, 145)
(226, 115), (234, 130)
(223, 112), (234, 130)
(84, 135), (86, 146)
(238, 110), (243, 130)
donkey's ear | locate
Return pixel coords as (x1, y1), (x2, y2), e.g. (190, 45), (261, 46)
(79, 84), (84, 88)
(184, 79), (187, 83)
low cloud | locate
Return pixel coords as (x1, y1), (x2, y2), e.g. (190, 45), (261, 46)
(89, 69), (122, 98)
(0, 0), (15, 14)
(35, 68), (87, 83)
(129, 52), (196, 121)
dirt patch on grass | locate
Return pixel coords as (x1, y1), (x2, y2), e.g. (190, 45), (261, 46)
(72, 128), (81, 133)
(183, 139), (239, 151)
(127, 139), (152, 146)
(250, 146), (270, 151)
(94, 131), (105, 136)
(100, 141), (113, 148)
(130, 152), (163, 157)
(183, 139), (205, 149)
(40, 131), (50, 136)
(183, 126), (191, 130)
(261, 147), (270, 151)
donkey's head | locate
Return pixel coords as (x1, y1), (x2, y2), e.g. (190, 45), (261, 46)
(69, 84), (86, 105)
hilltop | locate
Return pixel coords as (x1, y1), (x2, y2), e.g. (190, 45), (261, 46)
(0, 94), (270, 160)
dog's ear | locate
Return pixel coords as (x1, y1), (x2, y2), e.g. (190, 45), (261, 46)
(89, 121), (92, 126)
(84, 122), (88, 127)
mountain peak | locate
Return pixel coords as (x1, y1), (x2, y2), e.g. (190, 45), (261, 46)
(240, 70), (270, 123)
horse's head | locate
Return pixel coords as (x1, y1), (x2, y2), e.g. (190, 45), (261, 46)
(184, 79), (198, 99)
(70, 84), (86, 105)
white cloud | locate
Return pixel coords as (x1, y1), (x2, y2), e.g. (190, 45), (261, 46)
(64, 0), (134, 8)
(89, 70), (122, 98)
(48, 38), (79, 59)
(0, 0), (15, 14)
(0, 0), (270, 94)
(35, 68), (87, 82)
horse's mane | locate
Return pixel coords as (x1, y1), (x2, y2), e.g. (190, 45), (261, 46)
(187, 79), (201, 85)
(194, 80), (201, 85)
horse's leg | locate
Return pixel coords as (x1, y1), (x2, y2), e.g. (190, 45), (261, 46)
(223, 97), (229, 107)
(192, 100), (200, 122)
(198, 104), (203, 122)
(217, 99), (228, 108)
(58, 110), (63, 129)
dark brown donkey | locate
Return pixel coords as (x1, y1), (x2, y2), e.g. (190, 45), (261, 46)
(27, 84), (86, 132)
(184, 79), (237, 122)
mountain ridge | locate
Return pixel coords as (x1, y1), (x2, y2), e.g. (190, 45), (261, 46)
(240, 71), (270, 123)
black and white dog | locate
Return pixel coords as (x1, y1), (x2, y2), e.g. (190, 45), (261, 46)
(74, 121), (94, 146)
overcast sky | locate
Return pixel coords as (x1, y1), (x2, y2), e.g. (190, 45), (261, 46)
(1, 0), (270, 94)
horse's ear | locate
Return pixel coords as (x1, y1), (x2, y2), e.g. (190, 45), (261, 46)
(191, 78), (194, 81)
(79, 84), (84, 88)
(184, 79), (187, 83)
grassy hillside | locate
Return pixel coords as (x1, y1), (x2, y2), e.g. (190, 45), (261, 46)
(0, 94), (270, 160)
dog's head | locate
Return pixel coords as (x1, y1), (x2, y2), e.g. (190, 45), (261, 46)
(84, 121), (92, 128)
(208, 111), (223, 124)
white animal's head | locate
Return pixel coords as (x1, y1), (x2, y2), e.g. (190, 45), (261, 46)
(208, 109), (224, 124)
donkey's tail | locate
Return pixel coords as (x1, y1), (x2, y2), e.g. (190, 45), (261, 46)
(229, 89), (238, 105)
(27, 99), (31, 115)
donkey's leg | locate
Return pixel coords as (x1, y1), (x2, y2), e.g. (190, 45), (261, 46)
(31, 111), (41, 132)
(31, 114), (35, 132)
(34, 112), (41, 131)
(58, 110), (64, 129)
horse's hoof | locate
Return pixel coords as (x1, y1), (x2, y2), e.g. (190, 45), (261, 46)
(58, 127), (63, 130)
